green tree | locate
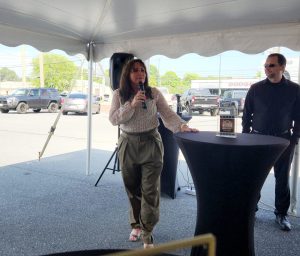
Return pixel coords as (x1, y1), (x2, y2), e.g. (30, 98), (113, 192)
(78, 67), (104, 83)
(149, 65), (159, 87)
(181, 72), (202, 93)
(31, 53), (77, 92)
(0, 67), (19, 81)
(160, 71), (181, 94)
(256, 71), (262, 78)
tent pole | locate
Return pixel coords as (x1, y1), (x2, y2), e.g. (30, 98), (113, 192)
(290, 143), (299, 215)
(86, 42), (94, 175)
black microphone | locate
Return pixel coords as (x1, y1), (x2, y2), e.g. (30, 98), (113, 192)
(139, 82), (147, 109)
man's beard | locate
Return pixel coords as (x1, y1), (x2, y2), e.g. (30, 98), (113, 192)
(267, 73), (275, 79)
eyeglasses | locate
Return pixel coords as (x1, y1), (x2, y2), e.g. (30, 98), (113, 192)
(264, 64), (278, 68)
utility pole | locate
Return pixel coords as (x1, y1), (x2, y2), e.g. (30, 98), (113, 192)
(39, 53), (44, 87)
(218, 54), (222, 95)
(20, 46), (27, 86)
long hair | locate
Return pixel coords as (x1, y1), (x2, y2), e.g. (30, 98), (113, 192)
(119, 59), (153, 103)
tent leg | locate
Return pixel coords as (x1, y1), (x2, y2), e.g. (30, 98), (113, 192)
(86, 42), (94, 175)
(290, 143), (299, 215)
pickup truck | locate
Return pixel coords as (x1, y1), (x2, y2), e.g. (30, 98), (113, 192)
(180, 88), (219, 116)
(0, 88), (60, 114)
(219, 89), (248, 116)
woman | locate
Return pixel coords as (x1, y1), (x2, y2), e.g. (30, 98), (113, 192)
(109, 59), (197, 248)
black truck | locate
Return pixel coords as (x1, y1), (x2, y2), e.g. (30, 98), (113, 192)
(180, 88), (219, 116)
(219, 89), (248, 116)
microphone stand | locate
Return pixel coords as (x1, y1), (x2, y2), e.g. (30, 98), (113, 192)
(95, 125), (121, 186)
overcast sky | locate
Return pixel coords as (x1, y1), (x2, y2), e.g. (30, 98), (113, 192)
(1, 44), (299, 79)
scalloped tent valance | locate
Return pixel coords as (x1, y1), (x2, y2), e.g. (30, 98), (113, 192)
(0, 0), (300, 61)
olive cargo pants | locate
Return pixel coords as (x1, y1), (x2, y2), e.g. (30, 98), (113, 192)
(118, 129), (164, 244)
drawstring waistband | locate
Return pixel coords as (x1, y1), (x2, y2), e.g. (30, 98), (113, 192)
(121, 128), (158, 141)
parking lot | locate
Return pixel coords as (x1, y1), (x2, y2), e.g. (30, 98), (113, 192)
(0, 106), (243, 167)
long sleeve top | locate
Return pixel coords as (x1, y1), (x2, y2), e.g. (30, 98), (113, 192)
(242, 77), (300, 139)
(109, 87), (185, 133)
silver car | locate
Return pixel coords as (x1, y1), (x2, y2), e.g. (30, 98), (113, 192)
(62, 93), (101, 115)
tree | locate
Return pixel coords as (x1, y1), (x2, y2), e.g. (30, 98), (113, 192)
(181, 73), (202, 93)
(160, 71), (181, 94)
(149, 65), (160, 87)
(78, 67), (104, 84)
(256, 71), (262, 78)
(0, 67), (19, 81)
(31, 53), (77, 92)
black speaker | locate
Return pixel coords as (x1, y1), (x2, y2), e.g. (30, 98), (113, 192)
(110, 53), (134, 90)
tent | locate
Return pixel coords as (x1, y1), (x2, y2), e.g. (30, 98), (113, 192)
(0, 0), (299, 207)
(1, 0), (300, 60)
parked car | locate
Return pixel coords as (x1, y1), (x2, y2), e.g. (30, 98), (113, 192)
(62, 93), (101, 115)
(180, 88), (219, 116)
(0, 87), (60, 114)
(59, 92), (69, 107)
(156, 86), (174, 109)
(219, 89), (248, 116)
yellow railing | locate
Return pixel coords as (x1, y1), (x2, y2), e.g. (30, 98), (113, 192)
(106, 233), (216, 256)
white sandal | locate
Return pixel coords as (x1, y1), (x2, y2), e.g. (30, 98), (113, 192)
(129, 228), (141, 242)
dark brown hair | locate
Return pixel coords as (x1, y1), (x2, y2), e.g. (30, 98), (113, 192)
(268, 53), (286, 66)
(119, 59), (153, 103)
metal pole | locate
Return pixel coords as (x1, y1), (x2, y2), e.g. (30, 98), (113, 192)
(290, 143), (299, 215)
(218, 54), (222, 96)
(86, 42), (94, 175)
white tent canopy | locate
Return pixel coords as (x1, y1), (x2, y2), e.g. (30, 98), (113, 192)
(1, 0), (300, 61)
(1, 1), (299, 206)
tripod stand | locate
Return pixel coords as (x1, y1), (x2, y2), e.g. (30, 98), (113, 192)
(95, 126), (121, 186)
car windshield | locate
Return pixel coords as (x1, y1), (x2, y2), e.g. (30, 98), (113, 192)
(192, 89), (211, 96)
(234, 91), (248, 98)
(69, 94), (87, 99)
(10, 89), (29, 96)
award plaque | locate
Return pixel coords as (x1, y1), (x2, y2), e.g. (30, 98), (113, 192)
(216, 114), (237, 138)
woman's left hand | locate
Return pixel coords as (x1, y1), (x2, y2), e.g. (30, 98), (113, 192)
(180, 124), (199, 132)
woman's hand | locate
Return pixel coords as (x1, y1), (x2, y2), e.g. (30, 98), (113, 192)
(180, 123), (199, 133)
(131, 90), (146, 108)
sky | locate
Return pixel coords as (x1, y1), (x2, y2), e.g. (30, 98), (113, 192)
(1, 44), (300, 79)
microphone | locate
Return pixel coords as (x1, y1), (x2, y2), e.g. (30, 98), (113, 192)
(139, 82), (147, 109)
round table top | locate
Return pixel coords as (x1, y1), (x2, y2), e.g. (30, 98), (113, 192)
(175, 131), (290, 147)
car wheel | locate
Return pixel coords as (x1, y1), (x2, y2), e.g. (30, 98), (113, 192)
(186, 104), (192, 115)
(16, 102), (28, 114)
(96, 105), (100, 114)
(33, 109), (41, 113)
(48, 102), (58, 113)
(210, 109), (218, 116)
(230, 106), (238, 116)
(0, 109), (9, 113)
(62, 111), (68, 115)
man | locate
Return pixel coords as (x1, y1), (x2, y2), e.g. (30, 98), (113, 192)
(242, 53), (300, 231)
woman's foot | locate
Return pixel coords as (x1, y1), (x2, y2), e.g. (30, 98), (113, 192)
(129, 228), (141, 242)
(143, 235), (154, 248)
(143, 243), (154, 249)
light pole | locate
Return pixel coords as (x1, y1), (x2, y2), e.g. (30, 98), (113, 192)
(218, 54), (222, 95)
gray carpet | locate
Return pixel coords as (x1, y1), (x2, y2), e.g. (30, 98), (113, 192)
(0, 149), (299, 256)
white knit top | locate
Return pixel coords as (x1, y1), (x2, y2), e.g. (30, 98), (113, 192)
(109, 87), (185, 133)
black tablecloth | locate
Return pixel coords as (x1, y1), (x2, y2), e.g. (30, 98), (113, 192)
(174, 131), (289, 256)
(158, 115), (192, 199)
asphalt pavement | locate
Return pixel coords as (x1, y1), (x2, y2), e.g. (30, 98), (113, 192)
(0, 107), (299, 256)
